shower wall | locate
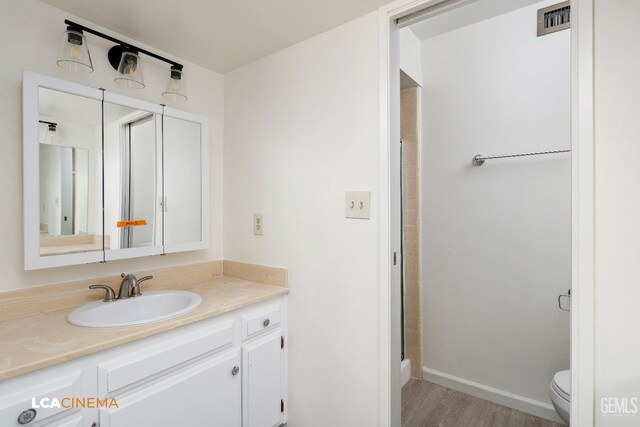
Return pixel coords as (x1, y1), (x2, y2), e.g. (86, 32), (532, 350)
(419, 0), (571, 413)
(401, 87), (422, 378)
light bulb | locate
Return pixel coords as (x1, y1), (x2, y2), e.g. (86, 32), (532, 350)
(127, 60), (136, 76)
(114, 49), (144, 89)
(57, 27), (93, 73)
(162, 66), (188, 102)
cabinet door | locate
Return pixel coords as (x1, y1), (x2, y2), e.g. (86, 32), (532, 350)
(100, 349), (241, 427)
(162, 112), (208, 253)
(242, 331), (283, 427)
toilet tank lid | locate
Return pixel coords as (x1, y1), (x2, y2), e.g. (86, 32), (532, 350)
(553, 370), (571, 395)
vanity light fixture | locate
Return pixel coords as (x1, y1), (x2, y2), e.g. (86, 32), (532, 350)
(110, 46), (145, 89)
(57, 20), (187, 101)
(39, 120), (59, 144)
(162, 65), (188, 101)
(57, 26), (93, 73)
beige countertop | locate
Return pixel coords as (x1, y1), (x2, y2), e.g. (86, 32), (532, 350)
(0, 275), (288, 381)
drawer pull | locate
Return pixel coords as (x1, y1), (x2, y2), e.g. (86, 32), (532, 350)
(231, 366), (240, 376)
(263, 319), (270, 327)
(17, 409), (37, 425)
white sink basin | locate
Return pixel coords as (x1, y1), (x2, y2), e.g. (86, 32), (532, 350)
(68, 290), (202, 328)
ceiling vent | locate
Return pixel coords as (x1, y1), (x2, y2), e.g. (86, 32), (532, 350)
(537, 1), (570, 37)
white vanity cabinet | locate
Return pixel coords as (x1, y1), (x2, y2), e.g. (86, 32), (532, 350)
(99, 349), (242, 427)
(243, 332), (283, 427)
(240, 299), (285, 427)
(0, 296), (287, 427)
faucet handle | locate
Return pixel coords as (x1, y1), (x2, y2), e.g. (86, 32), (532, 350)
(89, 284), (116, 302)
(131, 275), (153, 297)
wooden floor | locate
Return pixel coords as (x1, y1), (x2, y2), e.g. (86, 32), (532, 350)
(402, 379), (565, 427)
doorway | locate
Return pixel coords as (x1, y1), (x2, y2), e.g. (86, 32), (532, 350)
(120, 114), (157, 249)
(379, 0), (595, 426)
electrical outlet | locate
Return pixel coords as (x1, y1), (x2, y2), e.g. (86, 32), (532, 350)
(345, 191), (371, 219)
(253, 214), (264, 235)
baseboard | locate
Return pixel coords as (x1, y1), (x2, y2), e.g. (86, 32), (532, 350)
(421, 367), (565, 424)
(401, 359), (412, 386)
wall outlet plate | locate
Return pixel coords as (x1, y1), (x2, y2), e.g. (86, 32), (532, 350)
(345, 191), (371, 219)
(253, 214), (264, 235)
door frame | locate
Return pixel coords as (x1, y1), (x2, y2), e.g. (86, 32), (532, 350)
(377, 0), (595, 425)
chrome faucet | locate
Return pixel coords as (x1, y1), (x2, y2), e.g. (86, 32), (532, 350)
(118, 273), (154, 299)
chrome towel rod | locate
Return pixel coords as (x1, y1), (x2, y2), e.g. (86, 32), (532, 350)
(472, 149), (570, 166)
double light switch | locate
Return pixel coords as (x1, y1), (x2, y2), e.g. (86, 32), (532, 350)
(345, 191), (371, 219)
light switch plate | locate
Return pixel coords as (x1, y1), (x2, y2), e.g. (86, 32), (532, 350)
(345, 191), (371, 219)
(253, 214), (264, 235)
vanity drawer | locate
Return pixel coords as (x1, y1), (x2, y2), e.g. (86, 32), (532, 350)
(242, 300), (281, 341)
(98, 320), (234, 395)
(0, 371), (83, 427)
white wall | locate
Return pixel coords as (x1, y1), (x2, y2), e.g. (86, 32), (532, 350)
(419, 1), (571, 407)
(224, 12), (381, 427)
(0, 0), (223, 290)
(594, 0), (640, 425)
(400, 28), (423, 86)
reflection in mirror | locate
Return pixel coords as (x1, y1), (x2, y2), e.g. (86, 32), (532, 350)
(163, 116), (202, 246)
(103, 103), (161, 252)
(38, 88), (103, 256)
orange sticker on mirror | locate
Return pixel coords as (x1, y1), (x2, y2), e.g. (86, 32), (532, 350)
(117, 220), (147, 228)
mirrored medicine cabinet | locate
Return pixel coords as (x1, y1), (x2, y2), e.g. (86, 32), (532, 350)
(23, 72), (208, 270)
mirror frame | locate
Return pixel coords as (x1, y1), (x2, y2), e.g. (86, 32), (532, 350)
(23, 72), (105, 269)
(23, 72), (209, 270)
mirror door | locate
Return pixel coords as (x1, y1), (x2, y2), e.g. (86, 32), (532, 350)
(103, 93), (163, 261)
(25, 78), (105, 269)
(162, 109), (208, 253)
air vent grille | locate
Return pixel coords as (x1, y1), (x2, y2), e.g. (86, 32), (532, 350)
(537, 1), (570, 37)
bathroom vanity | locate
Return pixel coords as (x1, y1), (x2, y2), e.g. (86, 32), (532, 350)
(0, 270), (288, 427)
(9, 70), (290, 427)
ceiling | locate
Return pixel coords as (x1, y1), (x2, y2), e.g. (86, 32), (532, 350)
(408, 0), (546, 40)
(40, 0), (393, 73)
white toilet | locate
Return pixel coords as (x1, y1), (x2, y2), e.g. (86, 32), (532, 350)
(549, 370), (570, 424)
